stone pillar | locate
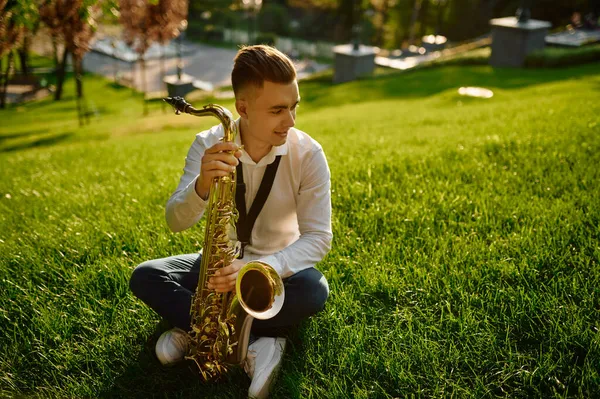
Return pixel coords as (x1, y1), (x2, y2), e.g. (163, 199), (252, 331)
(489, 17), (551, 67)
(164, 74), (195, 97)
(333, 44), (377, 84)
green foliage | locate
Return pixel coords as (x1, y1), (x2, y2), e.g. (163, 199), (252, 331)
(526, 44), (600, 68)
(257, 4), (290, 37)
(254, 32), (277, 46)
(443, 0), (482, 41)
(9, 0), (39, 31)
(497, 0), (590, 28)
(420, 45), (600, 71)
(1, 59), (600, 397)
(427, 47), (491, 68)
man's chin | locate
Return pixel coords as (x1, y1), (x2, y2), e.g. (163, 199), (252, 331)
(274, 132), (288, 144)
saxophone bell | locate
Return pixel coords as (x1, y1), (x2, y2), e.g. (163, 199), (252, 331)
(236, 261), (285, 320)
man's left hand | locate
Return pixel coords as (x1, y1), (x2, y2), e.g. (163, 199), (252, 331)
(208, 259), (245, 292)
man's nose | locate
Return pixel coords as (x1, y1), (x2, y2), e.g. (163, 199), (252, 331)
(284, 109), (295, 128)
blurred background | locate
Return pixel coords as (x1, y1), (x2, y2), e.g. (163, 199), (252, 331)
(2, 0), (599, 115)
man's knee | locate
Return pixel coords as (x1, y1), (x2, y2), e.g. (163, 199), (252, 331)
(292, 268), (329, 314)
(313, 272), (330, 313)
(129, 260), (159, 299)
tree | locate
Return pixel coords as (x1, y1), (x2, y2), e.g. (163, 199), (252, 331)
(0, 0), (30, 108)
(149, 0), (188, 111)
(119, 0), (187, 115)
(12, 0), (39, 76)
(40, 0), (100, 106)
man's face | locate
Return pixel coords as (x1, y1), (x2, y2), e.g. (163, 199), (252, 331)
(238, 79), (300, 149)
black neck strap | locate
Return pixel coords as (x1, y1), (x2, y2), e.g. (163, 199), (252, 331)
(235, 155), (282, 257)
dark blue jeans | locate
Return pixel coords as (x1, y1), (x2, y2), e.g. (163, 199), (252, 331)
(129, 254), (329, 337)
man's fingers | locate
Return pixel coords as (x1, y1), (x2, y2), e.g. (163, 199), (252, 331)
(206, 262), (243, 291)
(206, 170), (231, 178)
(218, 263), (241, 276)
(210, 273), (237, 285)
(202, 160), (236, 173)
(208, 279), (235, 292)
(205, 142), (240, 154)
(202, 153), (239, 167)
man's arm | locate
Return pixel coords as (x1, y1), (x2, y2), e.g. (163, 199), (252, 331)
(165, 137), (208, 232)
(258, 148), (333, 278)
(165, 134), (241, 233)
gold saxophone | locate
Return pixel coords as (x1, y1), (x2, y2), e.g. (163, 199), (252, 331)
(164, 97), (285, 380)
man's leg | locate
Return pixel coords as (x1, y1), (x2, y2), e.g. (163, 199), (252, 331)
(245, 268), (328, 398)
(250, 267), (330, 337)
(129, 253), (201, 330)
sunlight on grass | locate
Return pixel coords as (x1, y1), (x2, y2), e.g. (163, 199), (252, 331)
(1, 61), (599, 398)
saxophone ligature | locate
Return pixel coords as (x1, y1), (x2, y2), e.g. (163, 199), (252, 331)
(164, 96), (285, 380)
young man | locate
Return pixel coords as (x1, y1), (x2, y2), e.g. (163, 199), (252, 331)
(129, 45), (332, 398)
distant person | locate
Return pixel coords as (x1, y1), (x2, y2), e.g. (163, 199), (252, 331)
(129, 45), (332, 399)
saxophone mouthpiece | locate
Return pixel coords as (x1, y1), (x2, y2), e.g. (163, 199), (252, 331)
(164, 96), (190, 115)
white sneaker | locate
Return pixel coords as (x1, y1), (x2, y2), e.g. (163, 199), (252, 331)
(155, 327), (189, 366)
(245, 337), (286, 399)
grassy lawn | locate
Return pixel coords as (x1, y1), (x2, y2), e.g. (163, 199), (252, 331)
(1, 60), (599, 398)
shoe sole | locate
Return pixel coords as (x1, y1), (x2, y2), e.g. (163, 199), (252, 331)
(249, 338), (286, 399)
(252, 361), (281, 399)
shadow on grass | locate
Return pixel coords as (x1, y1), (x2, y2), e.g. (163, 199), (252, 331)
(106, 82), (132, 91)
(301, 62), (600, 108)
(0, 132), (74, 152)
(99, 321), (309, 398)
(98, 322), (249, 399)
(0, 128), (50, 141)
(12, 95), (75, 110)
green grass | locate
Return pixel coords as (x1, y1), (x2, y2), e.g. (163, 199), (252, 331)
(421, 44), (600, 70)
(1, 59), (600, 398)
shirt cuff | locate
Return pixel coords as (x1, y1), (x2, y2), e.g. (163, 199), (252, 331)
(257, 254), (284, 277)
(182, 176), (208, 214)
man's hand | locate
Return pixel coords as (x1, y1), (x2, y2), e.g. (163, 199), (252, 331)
(196, 141), (242, 200)
(208, 259), (245, 293)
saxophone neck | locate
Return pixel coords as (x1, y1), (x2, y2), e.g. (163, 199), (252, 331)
(164, 97), (237, 142)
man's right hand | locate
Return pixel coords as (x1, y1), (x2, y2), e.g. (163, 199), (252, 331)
(195, 141), (242, 200)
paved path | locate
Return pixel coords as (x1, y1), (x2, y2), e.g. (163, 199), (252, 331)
(30, 29), (329, 94)
(82, 41), (238, 93)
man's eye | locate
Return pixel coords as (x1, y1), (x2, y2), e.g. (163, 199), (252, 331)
(271, 110), (282, 115)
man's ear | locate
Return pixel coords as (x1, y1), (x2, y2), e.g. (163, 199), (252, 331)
(236, 98), (248, 119)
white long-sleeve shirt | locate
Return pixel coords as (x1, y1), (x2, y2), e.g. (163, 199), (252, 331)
(165, 120), (332, 278)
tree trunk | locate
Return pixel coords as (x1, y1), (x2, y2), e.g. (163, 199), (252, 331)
(0, 57), (4, 106)
(54, 48), (69, 101)
(52, 35), (59, 72)
(160, 46), (165, 113)
(1, 51), (14, 109)
(141, 56), (148, 116)
(419, 0), (430, 40)
(75, 56), (85, 126)
(18, 34), (31, 76)
(130, 60), (136, 93)
(435, 0), (449, 36)
(335, 0), (355, 43)
(75, 57), (83, 99)
(408, 0), (422, 46)
(376, 0), (391, 47)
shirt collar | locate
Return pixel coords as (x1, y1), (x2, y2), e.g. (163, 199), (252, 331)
(234, 118), (288, 167)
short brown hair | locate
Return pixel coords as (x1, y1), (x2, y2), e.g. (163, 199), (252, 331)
(231, 45), (296, 95)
